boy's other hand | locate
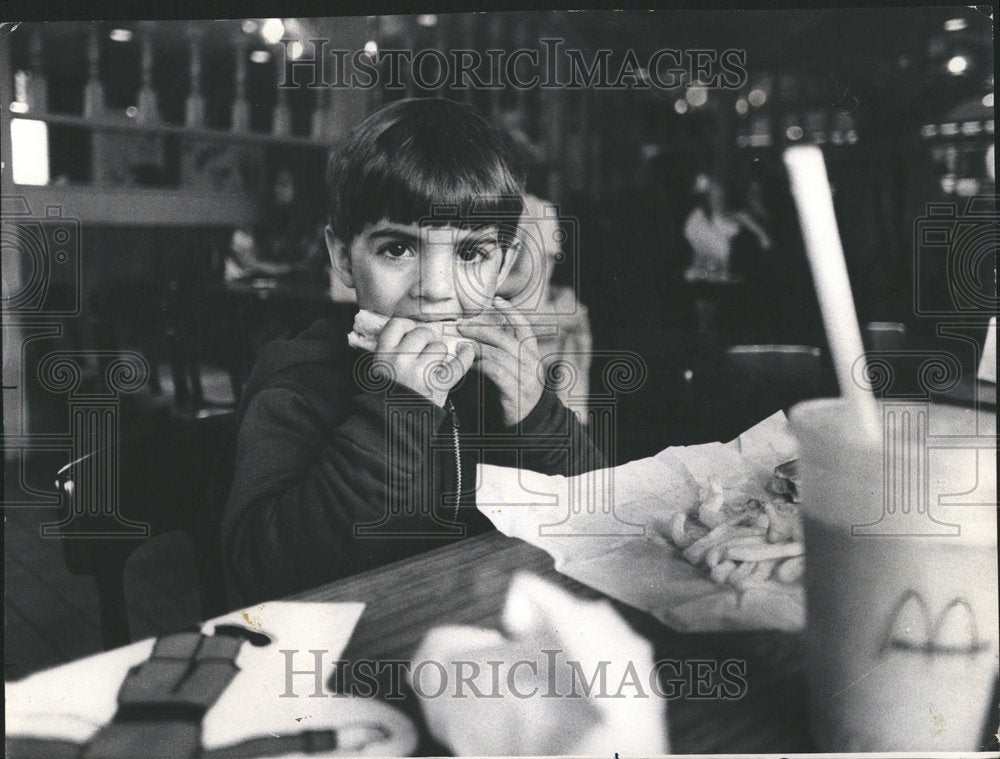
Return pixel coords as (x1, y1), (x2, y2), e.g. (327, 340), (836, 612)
(456, 297), (543, 426)
(374, 318), (475, 407)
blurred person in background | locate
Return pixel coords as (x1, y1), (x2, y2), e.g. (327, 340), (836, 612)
(684, 173), (771, 283)
(227, 164), (328, 283)
(683, 173), (772, 353)
(729, 171), (781, 341)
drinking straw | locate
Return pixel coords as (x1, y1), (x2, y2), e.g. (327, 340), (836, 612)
(783, 145), (880, 440)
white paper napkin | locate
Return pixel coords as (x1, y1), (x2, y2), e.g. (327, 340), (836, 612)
(411, 573), (669, 756)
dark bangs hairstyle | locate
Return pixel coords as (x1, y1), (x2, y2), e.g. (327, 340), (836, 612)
(326, 97), (526, 253)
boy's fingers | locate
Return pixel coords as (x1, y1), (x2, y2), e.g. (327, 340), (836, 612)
(418, 340), (449, 359)
(457, 340), (478, 361)
(456, 320), (516, 352)
(492, 297), (534, 344)
(455, 342), (476, 374)
(376, 317), (416, 353)
(434, 345), (474, 388)
(477, 344), (522, 382)
(396, 326), (438, 356)
(457, 311), (506, 329)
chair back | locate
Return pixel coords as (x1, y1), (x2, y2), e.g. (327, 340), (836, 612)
(89, 279), (173, 395)
(724, 344), (822, 374)
(719, 344), (832, 434)
(864, 321), (907, 353)
(166, 283), (255, 408)
(54, 412), (237, 647)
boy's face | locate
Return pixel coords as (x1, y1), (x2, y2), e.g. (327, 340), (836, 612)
(326, 220), (518, 320)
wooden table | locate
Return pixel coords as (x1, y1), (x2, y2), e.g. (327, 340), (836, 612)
(295, 530), (814, 755)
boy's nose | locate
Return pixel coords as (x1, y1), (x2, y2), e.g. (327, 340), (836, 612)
(417, 250), (458, 304)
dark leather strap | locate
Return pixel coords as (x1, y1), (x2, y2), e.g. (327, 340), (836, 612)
(8, 632), (387, 758)
(4, 736), (81, 759)
(200, 729), (339, 759)
(83, 632), (242, 759)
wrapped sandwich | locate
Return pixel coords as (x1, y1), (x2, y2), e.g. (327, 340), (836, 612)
(347, 309), (473, 359)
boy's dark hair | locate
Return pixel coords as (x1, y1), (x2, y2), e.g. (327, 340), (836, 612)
(326, 97), (526, 248)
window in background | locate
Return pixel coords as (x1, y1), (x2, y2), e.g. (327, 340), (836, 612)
(11, 118), (50, 185)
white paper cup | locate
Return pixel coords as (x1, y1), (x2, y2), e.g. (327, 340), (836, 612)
(790, 398), (998, 752)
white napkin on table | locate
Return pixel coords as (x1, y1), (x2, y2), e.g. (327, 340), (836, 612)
(411, 573), (669, 756)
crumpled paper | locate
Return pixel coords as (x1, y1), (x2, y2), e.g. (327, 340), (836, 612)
(476, 411), (806, 632)
(411, 573), (669, 756)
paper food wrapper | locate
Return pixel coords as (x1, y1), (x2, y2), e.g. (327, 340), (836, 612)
(476, 411), (806, 632)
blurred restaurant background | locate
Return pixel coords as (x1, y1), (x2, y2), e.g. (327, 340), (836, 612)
(2, 8), (996, 678)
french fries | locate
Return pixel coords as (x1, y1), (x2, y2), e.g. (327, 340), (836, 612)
(659, 477), (806, 591)
(775, 556), (805, 584)
(669, 512), (692, 549)
(705, 535), (766, 568)
(683, 524), (767, 564)
(710, 559), (737, 584)
(697, 480), (726, 528)
(726, 541), (804, 562)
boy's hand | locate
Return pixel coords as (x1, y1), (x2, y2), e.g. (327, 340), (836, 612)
(457, 297), (543, 426)
(374, 318), (475, 407)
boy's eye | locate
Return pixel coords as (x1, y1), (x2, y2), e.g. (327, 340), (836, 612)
(456, 239), (498, 263)
(377, 241), (415, 259)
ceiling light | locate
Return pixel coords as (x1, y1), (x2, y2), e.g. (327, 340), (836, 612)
(261, 18), (285, 45)
(685, 87), (708, 107)
(946, 55), (970, 75)
(944, 18), (967, 31)
(109, 28), (133, 42)
(417, 14), (438, 27)
(250, 50), (271, 64)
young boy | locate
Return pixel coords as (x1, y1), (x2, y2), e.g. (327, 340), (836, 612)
(223, 98), (605, 604)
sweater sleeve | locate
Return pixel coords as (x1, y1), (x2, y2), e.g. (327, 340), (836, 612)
(505, 388), (608, 476)
(222, 384), (448, 603)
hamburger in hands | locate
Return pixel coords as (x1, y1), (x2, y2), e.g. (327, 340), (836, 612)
(348, 309), (475, 359)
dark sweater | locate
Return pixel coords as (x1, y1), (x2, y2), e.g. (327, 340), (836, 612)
(222, 318), (606, 604)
